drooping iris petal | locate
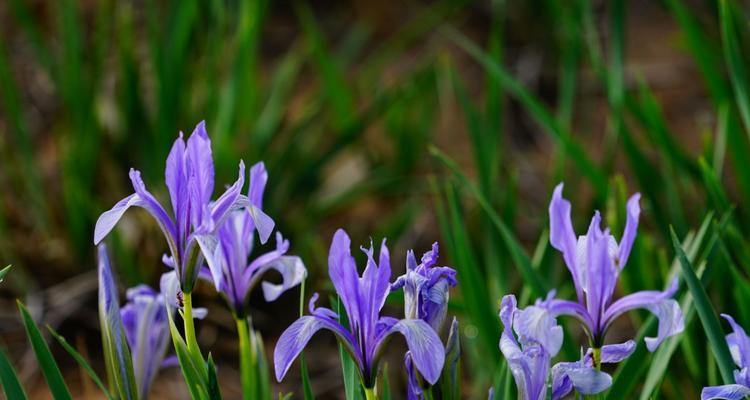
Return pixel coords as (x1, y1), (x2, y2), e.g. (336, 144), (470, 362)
(273, 314), (359, 382)
(603, 279), (684, 351)
(376, 319), (445, 384)
(260, 256), (307, 302)
(701, 384), (750, 400)
(551, 361), (612, 400)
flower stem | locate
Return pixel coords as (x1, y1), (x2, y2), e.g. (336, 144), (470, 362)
(183, 291), (199, 356)
(236, 317), (259, 400)
(364, 387), (377, 400)
(585, 347), (603, 400)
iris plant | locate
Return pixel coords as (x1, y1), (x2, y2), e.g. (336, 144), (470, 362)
(701, 314), (750, 400)
(545, 183), (684, 365)
(392, 242), (457, 399)
(274, 229), (445, 399)
(499, 295), (611, 400)
(199, 161), (306, 399)
(93, 121), (273, 355)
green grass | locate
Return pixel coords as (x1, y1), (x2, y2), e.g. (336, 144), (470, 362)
(2, 1), (750, 398)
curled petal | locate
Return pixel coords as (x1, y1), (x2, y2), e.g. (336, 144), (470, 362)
(701, 384), (750, 400)
(376, 319), (445, 385)
(260, 256), (307, 302)
(273, 315), (359, 382)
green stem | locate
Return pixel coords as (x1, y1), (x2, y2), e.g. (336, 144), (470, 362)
(585, 347), (603, 400)
(364, 387), (377, 400)
(236, 317), (258, 400)
(183, 291), (199, 355)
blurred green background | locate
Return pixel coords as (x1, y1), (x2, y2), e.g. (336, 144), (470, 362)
(2, 0), (750, 398)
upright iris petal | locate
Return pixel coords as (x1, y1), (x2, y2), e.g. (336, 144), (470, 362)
(93, 121), (273, 293)
(500, 295), (610, 400)
(544, 183), (684, 355)
(702, 314), (750, 400)
(273, 229), (445, 389)
(392, 243), (457, 399)
(120, 285), (172, 399)
(198, 162), (306, 316)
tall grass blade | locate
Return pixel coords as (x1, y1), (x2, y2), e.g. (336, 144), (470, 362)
(17, 301), (73, 400)
(0, 346), (27, 400)
(670, 226), (736, 384)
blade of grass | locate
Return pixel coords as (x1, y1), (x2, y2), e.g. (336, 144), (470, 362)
(47, 327), (113, 400)
(17, 301), (73, 400)
(442, 26), (608, 200)
(719, 0), (750, 142)
(670, 226), (735, 384)
(0, 346), (27, 400)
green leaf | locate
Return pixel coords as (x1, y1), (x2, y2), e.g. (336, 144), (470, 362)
(335, 298), (363, 400)
(670, 226), (736, 384)
(719, 0), (750, 142)
(166, 305), (207, 400)
(17, 301), (72, 400)
(0, 265), (11, 283)
(442, 26), (608, 200)
(300, 355), (315, 400)
(0, 346), (28, 399)
(47, 326), (113, 400)
(207, 354), (223, 400)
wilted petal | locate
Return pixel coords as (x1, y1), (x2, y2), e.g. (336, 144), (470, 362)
(617, 193), (640, 267)
(273, 315), (358, 382)
(260, 256), (307, 302)
(549, 183), (582, 299)
(701, 384), (750, 400)
(603, 278), (684, 351)
(376, 319), (445, 384)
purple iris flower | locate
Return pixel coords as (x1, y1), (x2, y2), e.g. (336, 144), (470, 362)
(198, 162), (306, 316)
(546, 183), (684, 354)
(120, 285), (172, 399)
(274, 229), (445, 388)
(500, 295), (611, 400)
(392, 242), (457, 331)
(392, 243), (457, 400)
(94, 121), (273, 292)
(702, 314), (750, 400)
